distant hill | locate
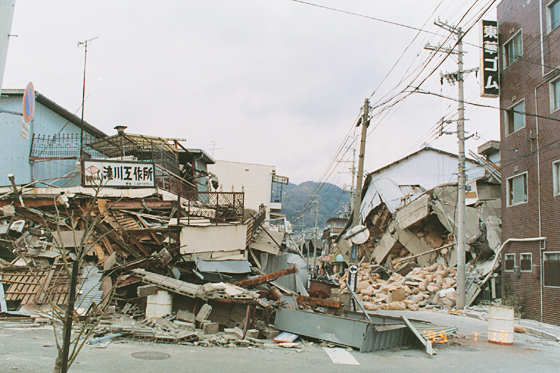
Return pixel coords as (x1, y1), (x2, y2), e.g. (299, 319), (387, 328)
(282, 181), (349, 232)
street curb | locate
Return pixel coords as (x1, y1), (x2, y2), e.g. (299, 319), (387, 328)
(522, 326), (560, 342)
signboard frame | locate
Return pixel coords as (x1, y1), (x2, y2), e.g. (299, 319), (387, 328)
(82, 160), (156, 188)
(480, 20), (500, 97)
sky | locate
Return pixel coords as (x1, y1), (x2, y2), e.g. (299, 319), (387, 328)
(2, 0), (500, 187)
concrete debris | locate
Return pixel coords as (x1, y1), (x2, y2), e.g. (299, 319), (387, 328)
(328, 179), (502, 310)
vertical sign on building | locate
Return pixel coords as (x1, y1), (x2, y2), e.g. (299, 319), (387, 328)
(481, 20), (499, 97)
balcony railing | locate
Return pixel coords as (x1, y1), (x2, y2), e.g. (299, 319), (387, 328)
(182, 191), (244, 223)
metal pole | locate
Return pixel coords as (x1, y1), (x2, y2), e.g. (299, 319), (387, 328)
(456, 28), (466, 309)
(352, 98), (370, 227)
(79, 41), (87, 162)
(78, 37), (97, 162)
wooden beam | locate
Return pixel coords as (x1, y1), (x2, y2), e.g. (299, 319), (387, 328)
(233, 265), (297, 288)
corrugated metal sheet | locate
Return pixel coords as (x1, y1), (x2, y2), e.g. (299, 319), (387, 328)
(274, 309), (419, 352)
(75, 266), (103, 311)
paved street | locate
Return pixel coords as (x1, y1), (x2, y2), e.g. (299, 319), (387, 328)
(2, 310), (559, 372)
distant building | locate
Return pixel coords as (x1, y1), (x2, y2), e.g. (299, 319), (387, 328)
(498, 0), (560, 325)
(208, 160), (289, 219)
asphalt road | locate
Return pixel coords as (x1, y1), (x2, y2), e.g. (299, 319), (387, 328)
(1, 310), (559, 372)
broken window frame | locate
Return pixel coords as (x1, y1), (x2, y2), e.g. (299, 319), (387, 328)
(270, 174), (289, 204)
(503, 30), (523, 67)
(506, 172), (528, 206)
(504, 253), (515, 272)
(544, 252), (560, 287)
(506, 100), (526, 135)
(520, 253), (532, 272)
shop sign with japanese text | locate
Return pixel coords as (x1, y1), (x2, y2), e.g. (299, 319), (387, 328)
(83, 160), (155, 187)
(481, 20), (499, 97)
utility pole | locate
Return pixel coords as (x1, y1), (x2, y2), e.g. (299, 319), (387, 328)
(78, 37), (98, 161)
(350, 148), (356, 213)
(313, 194), (319, 272)
(352, 99), (370, 229)
(426, 20), (478, 310)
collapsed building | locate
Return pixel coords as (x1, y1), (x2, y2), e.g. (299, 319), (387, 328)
(330, 144), (502, 310)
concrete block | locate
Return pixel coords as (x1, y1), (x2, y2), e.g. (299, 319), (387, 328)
(245, 329), (259, 339)
(173, 320), (195, 331)
(137, 285), (158, 298)
(195, 304), (212, 323)
(176, 310), (196, 323)
(202, 321), (219, 334)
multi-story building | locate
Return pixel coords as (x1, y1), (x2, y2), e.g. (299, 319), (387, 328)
(498, 0), (560, 325)
(208, 160), (289, 219)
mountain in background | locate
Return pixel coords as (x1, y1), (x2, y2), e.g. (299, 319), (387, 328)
(282, 181), (350, 232)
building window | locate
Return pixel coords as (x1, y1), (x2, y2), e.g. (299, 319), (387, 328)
(520, 253), (532, 271)
(549, 0), (560, 32)
(551, 79), (560, 112)
(506, 100), (525, 135)
(544, 252), (560, 287)
(553, 160), (560, 196)
(270, 174), (289, 204)
(504, 31), (523, 66)
(505, 253), (515, 272)
(507, 172), (528, 206)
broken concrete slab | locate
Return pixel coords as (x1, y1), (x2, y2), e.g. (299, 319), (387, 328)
(371, 229), (398, 264)
(432, 194), (481, 244)
(394, 227), (435, 267)
(484, 216), (502, 254)
(249, 228), (284, 255)
(395, 194), (431, 229)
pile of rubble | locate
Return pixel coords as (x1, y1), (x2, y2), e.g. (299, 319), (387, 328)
(338, 262), (457, 311)
(0, 188), (335, 350)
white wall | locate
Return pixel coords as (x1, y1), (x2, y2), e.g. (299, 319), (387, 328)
(208, 160), (275, 213)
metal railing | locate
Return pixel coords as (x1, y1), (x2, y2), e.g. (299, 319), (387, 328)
(182, 191), (244, 223)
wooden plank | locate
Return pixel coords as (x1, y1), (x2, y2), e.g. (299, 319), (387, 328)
(37, 269), (56, 304)
(234, 266), (297, 288)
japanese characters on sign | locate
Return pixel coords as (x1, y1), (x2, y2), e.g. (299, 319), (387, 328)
(83, 160), (155, 187)
(481, 20), (499, 97)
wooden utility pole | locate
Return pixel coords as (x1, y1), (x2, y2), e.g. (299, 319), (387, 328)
(352, 99), (370, 228)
